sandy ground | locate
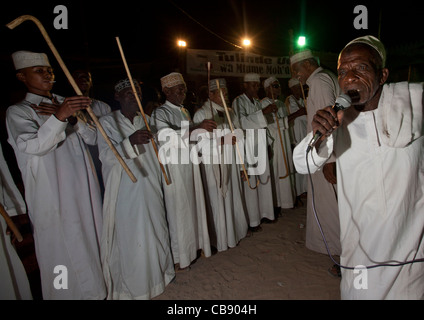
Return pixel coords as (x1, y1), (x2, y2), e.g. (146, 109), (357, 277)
(154, 205), (341, 300)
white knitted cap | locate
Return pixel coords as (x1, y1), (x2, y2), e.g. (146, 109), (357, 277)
(343, 35), (386, 67)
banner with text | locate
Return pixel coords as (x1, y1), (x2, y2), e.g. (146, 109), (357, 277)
(186, 49), (291, 78)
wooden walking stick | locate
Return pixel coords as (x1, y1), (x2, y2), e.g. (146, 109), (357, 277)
(207, 62), (215, 117)
(115, 37), (171, 185)
(299, 83), (308, 114)
(207, 62), (222, 188)
(270, 90), (290, 179)
(6, 15), (137, 183)
(216, 80), (259, 190)
(0, 202), (23, 243)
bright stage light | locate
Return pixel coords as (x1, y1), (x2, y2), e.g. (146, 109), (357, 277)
(297, 36), (306, 47)
(242, 39), (251, 47)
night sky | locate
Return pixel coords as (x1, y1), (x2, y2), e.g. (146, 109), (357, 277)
(0, 0), (422, 100)
(2, 1), (422, 59)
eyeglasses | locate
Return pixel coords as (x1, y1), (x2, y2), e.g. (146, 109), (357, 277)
(271, 83), (280, 88)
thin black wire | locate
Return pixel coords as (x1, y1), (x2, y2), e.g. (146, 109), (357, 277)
(168, 0), (243, 49)
(305, 148), (424, 270)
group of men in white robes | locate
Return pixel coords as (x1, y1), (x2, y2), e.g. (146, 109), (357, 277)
(4, 32), (422, 301)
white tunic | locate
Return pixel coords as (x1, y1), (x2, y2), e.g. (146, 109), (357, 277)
(261, 97), (295, 209)
(98, 111), (175, 300)
(86, 99), (112, 197)
(293, 82), (424, 299)
(193, 100), (248, 251)
(0, 142), (32, 300)
(286, 95), (308, 196)
(303, 67), (342, 255)
(232, 94), (274, 226)
(6, 93), (106, 300)
(150, 101), (211, 268)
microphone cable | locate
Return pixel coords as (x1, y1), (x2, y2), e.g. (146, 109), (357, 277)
(305, 148), (424, 270)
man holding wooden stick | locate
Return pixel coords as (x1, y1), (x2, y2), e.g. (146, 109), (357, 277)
(98, 78), (175, 299)
(151, 72), (216, 271)
(6, 51), (106, 299)
(232, 73), (276, 232)
(193, 78), (249, 252)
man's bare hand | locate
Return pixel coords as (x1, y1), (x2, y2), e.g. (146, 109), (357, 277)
(129, 130), (153, 145)
(54, 96), (92, 122)
(197, 119), (217, 133)
(262, 103), (278, 115)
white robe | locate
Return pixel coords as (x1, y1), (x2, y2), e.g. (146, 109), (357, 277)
(232, 94), (274, 226)
(6, 93), (105, 300)
(193, 100), (248, 252)
(150, 101), (211, 268)
(261, 97), (295, 209)
(86, 99), (112, 198)
(0, 142), (32, 300)
(293, 82), (424, 300)
(286, 95), (308, 196)
(303, 67), (342, 255)
(98, 111), (175, 300)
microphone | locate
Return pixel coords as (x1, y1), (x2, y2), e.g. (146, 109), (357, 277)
(306, 93), (352, 152)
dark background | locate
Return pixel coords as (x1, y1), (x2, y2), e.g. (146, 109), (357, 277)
(1, 0), (423, 100)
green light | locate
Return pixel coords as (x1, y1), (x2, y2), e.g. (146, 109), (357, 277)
(297, 36), (306, 47)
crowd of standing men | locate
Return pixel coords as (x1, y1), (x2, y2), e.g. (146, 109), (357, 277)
(1, 34), (423, 300)
(1, 48), (308, 300)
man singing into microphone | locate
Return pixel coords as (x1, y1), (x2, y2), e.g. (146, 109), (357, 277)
(293, 36), (424, 299)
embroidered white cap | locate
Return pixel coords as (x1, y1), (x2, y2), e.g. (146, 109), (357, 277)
(160, 72), (186, 89)
(114, 78), (140, 93)
(209, 78), (227, 91)
(12, 51), (51, 70)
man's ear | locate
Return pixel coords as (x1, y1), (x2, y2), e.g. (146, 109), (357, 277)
(380, 68), (389, 86)
(16, 71), (25, 83)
